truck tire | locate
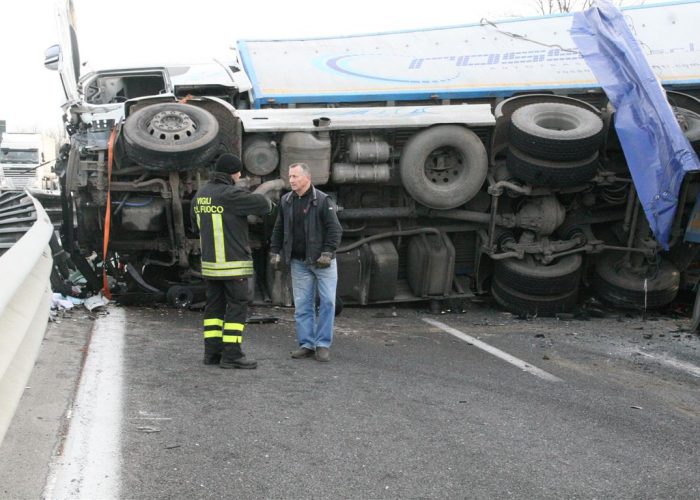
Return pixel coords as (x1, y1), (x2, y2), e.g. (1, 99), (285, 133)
(166, 285), (206, 309)
(509, 103), (604, 161)
(506, 147), (599, 186)
(592, 253), (679, 310)
(491, 278), (578, 317)
(494, 254), (582, 296)
(400, 125), (488, 209)
(123, 103), (220, 171)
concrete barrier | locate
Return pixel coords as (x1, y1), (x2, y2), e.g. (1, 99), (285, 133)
(0, 193), (54, 444)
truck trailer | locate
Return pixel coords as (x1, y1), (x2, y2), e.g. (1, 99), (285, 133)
(45, 0), (700, 314)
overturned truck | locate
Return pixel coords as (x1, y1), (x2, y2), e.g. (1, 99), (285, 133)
(47, 0), (700, 314)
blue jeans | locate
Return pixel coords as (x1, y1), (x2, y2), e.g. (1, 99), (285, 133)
(290, 258), (338, 349)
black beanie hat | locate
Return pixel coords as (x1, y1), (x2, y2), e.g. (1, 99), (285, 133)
(214, 153), (243, 174)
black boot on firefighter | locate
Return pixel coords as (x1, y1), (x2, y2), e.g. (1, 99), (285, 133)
(220, 343), (258, 369)
(203, 338), (223, 365)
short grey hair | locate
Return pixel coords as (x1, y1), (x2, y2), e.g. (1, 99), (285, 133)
(289, 162), (312, 178)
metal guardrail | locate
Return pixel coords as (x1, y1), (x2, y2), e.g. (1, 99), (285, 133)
(0, 192), (54, 444)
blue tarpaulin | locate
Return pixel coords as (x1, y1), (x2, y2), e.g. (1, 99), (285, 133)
(571, 0), (700, 249)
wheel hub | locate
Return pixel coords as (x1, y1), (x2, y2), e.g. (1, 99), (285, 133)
(148, 110), (197, 143)
(425, 147), (464, 184)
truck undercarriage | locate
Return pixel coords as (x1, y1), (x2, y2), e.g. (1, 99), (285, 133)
(55, 87), (700, 315)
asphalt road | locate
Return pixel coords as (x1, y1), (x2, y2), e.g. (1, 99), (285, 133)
(2, 301), (699, 499)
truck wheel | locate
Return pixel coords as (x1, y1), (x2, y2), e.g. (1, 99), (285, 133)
(166, 285), (206, 309)
(509, 103), (604, 161)
(491, 278), (578, 317)
(592, 253), (679, 310)
(400, 125), (487, 209)
(494, 254), (582, 296)
(506, 147), (599, 186)
(123, 103), (220, 171)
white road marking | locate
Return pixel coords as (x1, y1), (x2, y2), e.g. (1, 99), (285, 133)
(44, 307), (125, 499)
(130, 417), (172, 421)
(422, 318), (562, 383)
(634, 350), (700, 378)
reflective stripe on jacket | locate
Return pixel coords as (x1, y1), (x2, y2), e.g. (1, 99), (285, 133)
(191, 172), (272, 279)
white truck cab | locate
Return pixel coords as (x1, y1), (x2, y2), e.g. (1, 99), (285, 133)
(0, 133), (56, 191)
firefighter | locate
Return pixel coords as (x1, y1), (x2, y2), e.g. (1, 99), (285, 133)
(191, 153), (273, 369)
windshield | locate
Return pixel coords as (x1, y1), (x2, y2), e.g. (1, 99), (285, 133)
(0, 148), (39, 164)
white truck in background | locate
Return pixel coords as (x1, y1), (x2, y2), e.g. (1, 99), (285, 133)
(0, 132), (57, 191)
(44, 0), (700, 314)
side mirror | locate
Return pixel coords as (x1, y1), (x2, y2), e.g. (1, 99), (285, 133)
(44, 45), (60, 71)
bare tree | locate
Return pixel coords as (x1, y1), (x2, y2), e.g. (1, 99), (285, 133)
(43, 127), (68, 148)
(11, 125), (66, 143)
(13, 125), (40, 134)
(532, 0), (629, 14)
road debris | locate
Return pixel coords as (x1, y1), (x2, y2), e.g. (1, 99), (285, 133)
(84, 293), (110, 312)
(136, 426), (161, 433)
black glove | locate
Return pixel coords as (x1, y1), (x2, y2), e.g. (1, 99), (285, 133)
(270, 253), (282, 270)
(316, 252), (333, 268)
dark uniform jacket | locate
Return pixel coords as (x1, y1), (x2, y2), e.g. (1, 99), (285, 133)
(191, 172), (272, 279)
(270, 185), (343, 265)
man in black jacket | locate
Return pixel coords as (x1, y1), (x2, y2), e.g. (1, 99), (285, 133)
(270, 163), (343, 362)
(191, 153), (273, 369)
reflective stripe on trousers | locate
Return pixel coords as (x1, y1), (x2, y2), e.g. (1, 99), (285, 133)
(203, 317), (223, 339)
(223, 322), (244, 343)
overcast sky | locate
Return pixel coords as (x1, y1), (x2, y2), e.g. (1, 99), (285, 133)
(0, 0), (660, 133)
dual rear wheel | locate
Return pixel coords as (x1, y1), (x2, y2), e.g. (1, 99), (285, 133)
(491, 254), (582, 317)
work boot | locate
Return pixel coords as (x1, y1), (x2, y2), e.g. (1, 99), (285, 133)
(220, 355), (258, 369)
(220, 343), (256, 369)
(203, 338), (223, 365)
(203, 353), (221, 365)
(291, 347), (315, 359)
(315, 347), (330, 362)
